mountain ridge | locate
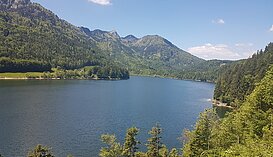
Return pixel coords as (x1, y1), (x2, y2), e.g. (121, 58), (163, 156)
(0, 1), (231, 81)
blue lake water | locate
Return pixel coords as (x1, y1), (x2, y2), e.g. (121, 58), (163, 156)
(0, 76), (214, 156)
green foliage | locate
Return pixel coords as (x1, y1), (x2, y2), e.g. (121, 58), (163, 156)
(0, 2), (131, 79)
(81, 28), (228, 82)
(0, 65), (129, 79)
(214, 43), (273, 105)
(123, 127), (140, 157)
(169, 148), (179, 157)
(0, 57), (51, 72)
(99, 125), (180, 157)
(27, 144), (54, 157)
(182, 109), (218, 157)
(158, 145), (168, 157)
(99, 134), (123, 157)
(146, 123), (163, 157)
(183, 64), (273, 156)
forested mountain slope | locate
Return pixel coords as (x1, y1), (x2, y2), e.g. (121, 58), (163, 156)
(80, 27), (207, 78)
(214, 43), (273, 106)
(81, 27), (230, 81)
(0, 0), (131, 79)
(183, 63), (273, 156)
(0, 0), (231, 81)
(0, 0), (104, 69)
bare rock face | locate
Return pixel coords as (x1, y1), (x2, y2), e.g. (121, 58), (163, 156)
(0, 0), (31, 9)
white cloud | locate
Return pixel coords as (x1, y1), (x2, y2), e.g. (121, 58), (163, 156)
(88, 0), (111, 5)
(269, 25), (273, 32)
(212, 19), (225, 24)
(187, 43), (255, 60)
(235, 43), (253, 47)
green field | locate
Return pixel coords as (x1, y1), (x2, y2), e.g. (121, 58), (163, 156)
(0, 72), (44, 78)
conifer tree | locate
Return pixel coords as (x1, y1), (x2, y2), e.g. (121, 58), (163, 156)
(146, 123), (163, 157)
(99, 134), (123, 157)
(123, 127), (140, 157)
(27, 144), (54, 157)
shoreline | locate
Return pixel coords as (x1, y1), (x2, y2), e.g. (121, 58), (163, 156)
(0, 75), (214, 83)
(0, 77), (127, 81)
(130, 73), (215, 83)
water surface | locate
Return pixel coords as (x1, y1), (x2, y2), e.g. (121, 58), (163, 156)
(0, 76), (214, 156)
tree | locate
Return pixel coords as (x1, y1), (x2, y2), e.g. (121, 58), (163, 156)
(27, 144), (54, 157)
(99, 134), (123, 157)
(158, 145), (168, 157)
(135, 152), (147, 157)
(182, 109), (218, 157)
(169, 148), (179, 157)
(123, 127), (140, 157)
(146, 123), (163, 157)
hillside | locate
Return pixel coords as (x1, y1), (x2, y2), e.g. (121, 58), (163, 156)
(80, 27), (226, 81)
(183, 58), (273, 157)
(80, 27), (204, 72)
(0, 0), (229, 81)
(0, 0), (130, 79)
(214, 43), (273, 106)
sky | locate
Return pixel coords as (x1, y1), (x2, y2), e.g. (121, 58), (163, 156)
(32, 0), (273, 60)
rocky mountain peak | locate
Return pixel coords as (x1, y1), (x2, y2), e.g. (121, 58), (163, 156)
(109, 30), (120, 38)
(0, 0), (31, 9)
(122, 35), (138, 42)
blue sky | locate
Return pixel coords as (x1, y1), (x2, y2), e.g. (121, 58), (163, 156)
(32, 0), (273, 60)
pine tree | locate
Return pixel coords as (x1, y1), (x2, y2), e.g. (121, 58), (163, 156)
(146, 123), (163, 157)
(99, 134), (123, 157)
(27, 144), (54, 157)
(169, 148), (179, 157)
(182, 109), (218, 157)
(123, 127), (140, 157)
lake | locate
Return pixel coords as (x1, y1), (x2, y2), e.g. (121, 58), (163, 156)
(0, 76), (215, 157)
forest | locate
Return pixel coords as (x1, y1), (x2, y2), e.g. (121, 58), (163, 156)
(214, 43), (273, 107)
(0, 3), (130, 80)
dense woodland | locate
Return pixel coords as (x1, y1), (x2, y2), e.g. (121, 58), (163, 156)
(214, 43), (273, 106)
(182, 64), (273, 156)
(0, 2), (130, 79)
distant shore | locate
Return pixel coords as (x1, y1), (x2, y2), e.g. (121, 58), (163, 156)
(0, 74), (214, 83)
(0, 77), (125, 80)
(130, 73), (215, 83)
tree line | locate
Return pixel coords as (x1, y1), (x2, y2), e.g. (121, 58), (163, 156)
(0, 57), (51, 72)
(214, 43), (273, 106)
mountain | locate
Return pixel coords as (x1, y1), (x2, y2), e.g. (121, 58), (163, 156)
(0, 0), (31, 9)
(0, 0), (130, 79)
(121, 35), (138, 43)
(80, 27), (210, 79)
(214, 43), (273, 106)
(127, 35), (203, 69)
(0, 0), (228, 81)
